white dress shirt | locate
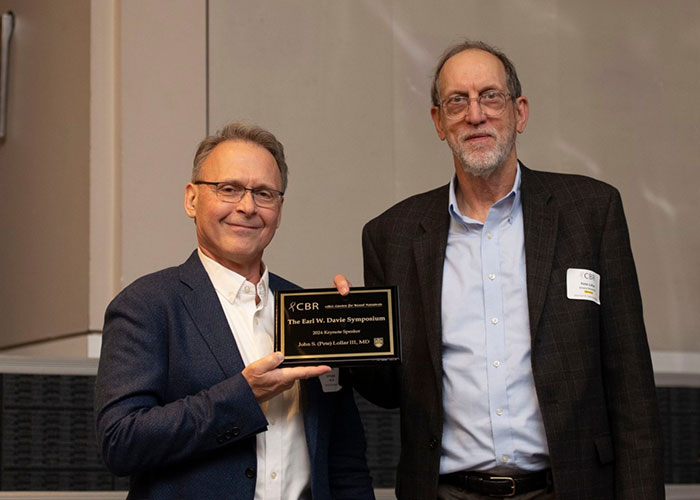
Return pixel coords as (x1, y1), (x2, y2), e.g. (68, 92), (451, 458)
(439, 165), (550, 474)
(199, 249), (312, 500)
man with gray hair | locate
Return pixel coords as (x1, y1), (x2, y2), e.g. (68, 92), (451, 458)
(340, 40), (663, 499)
(96, 122), (374, 499)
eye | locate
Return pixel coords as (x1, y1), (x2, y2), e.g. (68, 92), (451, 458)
(448, 95), (468, 105)
(218, 183), (243, 195)
(254, 189), (275, 202)
(481, 91), (501, 102)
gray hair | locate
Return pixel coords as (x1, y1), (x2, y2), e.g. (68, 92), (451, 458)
(192, 121), (289, 191)
(430, 40), (522, 106)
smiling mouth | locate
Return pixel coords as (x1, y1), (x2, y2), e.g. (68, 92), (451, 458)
(225, 221), (261, 230)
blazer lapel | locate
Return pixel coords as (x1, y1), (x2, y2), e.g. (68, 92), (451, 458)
(177, 251), (246, 378)
(521, 165), (558, 339)
(413, 185), (450, 382)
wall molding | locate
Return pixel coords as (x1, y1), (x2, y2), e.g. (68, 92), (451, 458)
(652, 351), (700, 387)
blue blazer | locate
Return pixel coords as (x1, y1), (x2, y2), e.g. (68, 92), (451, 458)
(95, 251), (374, 500)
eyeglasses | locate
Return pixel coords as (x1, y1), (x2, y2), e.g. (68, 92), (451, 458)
(193, 181), (284, 208)
(439, 90), (513, 120)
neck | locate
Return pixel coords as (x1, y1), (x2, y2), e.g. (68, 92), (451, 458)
(454, 159), (517, 223)
(199, 246), (264, 285)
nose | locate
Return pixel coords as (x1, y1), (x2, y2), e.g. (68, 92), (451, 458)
(465, 99), (487, 125)
(236, 190), (257, 215)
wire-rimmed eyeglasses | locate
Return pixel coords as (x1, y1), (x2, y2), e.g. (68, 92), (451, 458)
(438, 90), (513, 120)
(193, 181), (284, 208)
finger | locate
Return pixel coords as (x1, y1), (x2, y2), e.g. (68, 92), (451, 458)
(249, 351), (284, 375)
(281, 364), (332, 381)
(333, 274), (351, 295)
(242, 353), (288, 403)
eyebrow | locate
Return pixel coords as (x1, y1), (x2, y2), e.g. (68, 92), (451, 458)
(446, 86), (504, 96)
(214, 180), (279, 191)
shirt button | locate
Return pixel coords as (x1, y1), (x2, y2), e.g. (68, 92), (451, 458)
(486, 232), (493, 239)
(496, 408), (503, 416)
(488, 273), (496, 280)
(491, 317), (499, 325)
(493, 360), (501, 368)
(501, 455), (509, 463)
(270, 472), (277, 479)
(245, 285), (252, 293)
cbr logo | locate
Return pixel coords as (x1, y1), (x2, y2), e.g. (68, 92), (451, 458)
(582, 272), (597, 280)
(288, 301), (319, 312)
(373, 337), (384, 348)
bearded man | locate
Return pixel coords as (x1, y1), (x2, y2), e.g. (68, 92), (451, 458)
(340, 40), (663, 500)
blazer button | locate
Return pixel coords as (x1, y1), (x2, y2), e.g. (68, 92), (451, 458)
(245, 467), (256, 479)
(224, 432), (232, 440)
(232, 427), (240, 437)
(216, 436), (225, 444)
(428, 437), (439, 449)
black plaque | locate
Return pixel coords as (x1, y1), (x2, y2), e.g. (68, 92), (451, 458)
(275, 286), (400, 366)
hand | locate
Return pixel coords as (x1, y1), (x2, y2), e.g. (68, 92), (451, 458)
(333, 274), (352, 296)
(242, 352), (331, 403)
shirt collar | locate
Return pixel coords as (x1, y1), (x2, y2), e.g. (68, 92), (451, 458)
(197, 248), (270, 305)
(448, 162), (523, 227)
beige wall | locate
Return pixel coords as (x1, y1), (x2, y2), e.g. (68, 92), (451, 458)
(119, 0), (204, 288)
(0, 0), (205, 356)
(2, 0), (698, 357)
(208, 0), (700, 352)
(93, 0), (206, 322)
(0, 0), (90, 348)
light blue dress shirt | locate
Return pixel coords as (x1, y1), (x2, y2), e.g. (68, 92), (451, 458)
(439, 164), (550, 474)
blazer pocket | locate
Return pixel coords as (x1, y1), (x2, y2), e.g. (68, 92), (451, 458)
(593, 434), (615, 465)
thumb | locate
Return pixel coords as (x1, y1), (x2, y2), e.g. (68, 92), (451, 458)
(255, 351), (285, 373)
(333, 274), (351, 295)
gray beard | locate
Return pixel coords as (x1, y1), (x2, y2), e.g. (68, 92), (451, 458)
(448, 127), (517, 178)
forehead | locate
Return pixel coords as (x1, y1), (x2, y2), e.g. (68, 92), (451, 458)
(201, 140), (281, 186)
(439, 49), (508, 94)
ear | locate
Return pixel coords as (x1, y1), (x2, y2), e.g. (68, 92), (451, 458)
(430, 106), (447, 141)
(274, 197), (284, 229)
(514, 96), (529, 134)
(184, 183), (198, 219)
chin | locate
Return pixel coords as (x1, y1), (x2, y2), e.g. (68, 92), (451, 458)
(458, 153), (503, 178)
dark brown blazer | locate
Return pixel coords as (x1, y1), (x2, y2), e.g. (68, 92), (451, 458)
(356, 164), (664, 499)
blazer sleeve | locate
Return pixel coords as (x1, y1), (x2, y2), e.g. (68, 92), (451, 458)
(598, 189), (664, 497)
(94, 281), (267, 477)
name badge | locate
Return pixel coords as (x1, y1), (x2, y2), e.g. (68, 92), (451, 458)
(319, 369), (341, 392)
(566, 268), (601, 305)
